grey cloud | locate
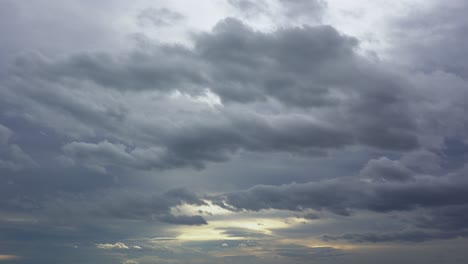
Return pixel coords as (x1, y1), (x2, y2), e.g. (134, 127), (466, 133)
(195, 18), (359, 106)
(415, 205), (468, 231)
(3, 187), (208, 229)
(297, 212), (320, 220)
(227, 0), (326, 20)
(0, 123), (35, 170)
(217, 227), (272, 239)
(0, 123), (12, 144)
(227, 0), (267, 13)
(360, 157), (414, 182)
(61, 141), (168, 172)
(2, 0), (468, 262)
(91, 188), (208, 225)
(400, 149), (442, 174)
(393, 1), (468, 78)
(4, 18), (420, 175)
(212, 175), (468, 216)
(322, 229), (468, 243)
(194, 18), (419, 149)
(274, 245), (343, 260)
(12, 47), (206, 93)
(278, 0), (327, 19)
(164, 188), (207, 206)
(137, 7), (184, 27)
(158, 214), (207, 225)
(58, 112), (354, 172)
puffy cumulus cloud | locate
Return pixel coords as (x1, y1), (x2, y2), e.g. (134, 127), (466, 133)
(96, 242), (130, 250)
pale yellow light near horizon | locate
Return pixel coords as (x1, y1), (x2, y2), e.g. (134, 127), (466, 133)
(0, 255), (20, 261)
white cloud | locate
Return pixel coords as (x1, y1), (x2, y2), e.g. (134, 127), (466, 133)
(96, 242), (130, 250)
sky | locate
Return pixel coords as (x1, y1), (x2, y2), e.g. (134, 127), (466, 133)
(1, 0), (468, 263)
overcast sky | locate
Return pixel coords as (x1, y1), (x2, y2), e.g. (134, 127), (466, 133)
(1, 0), (468, 263)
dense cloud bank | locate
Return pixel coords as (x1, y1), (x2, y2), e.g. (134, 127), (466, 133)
(2, 0), (468, 263)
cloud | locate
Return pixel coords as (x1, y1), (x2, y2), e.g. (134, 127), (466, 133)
(227, 0), (267, 13)
(0, 123), (36, 170)
(195, 18), (359, 106)
(217, 227), (272, 239)
(227, 0), (326, 21)
(96, 242), (130, 250)
(3, 1), (468, 262)
(393, 0), (468, 78)
(274, 245), (343, 260)
(122, 260), (139, 264)
(1, 17), (423, 176)
(415, 205), (468, 231)
(212, 173), (468, 216)
(137, 7), (184, 27)
(278, 0), (327, 19)
(61, 141), (168, 172)
(360, 157), (414, 182)
(158, 214), (207, 226)
(322, 229), (468, 243)
(91, 188), (208, 225)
